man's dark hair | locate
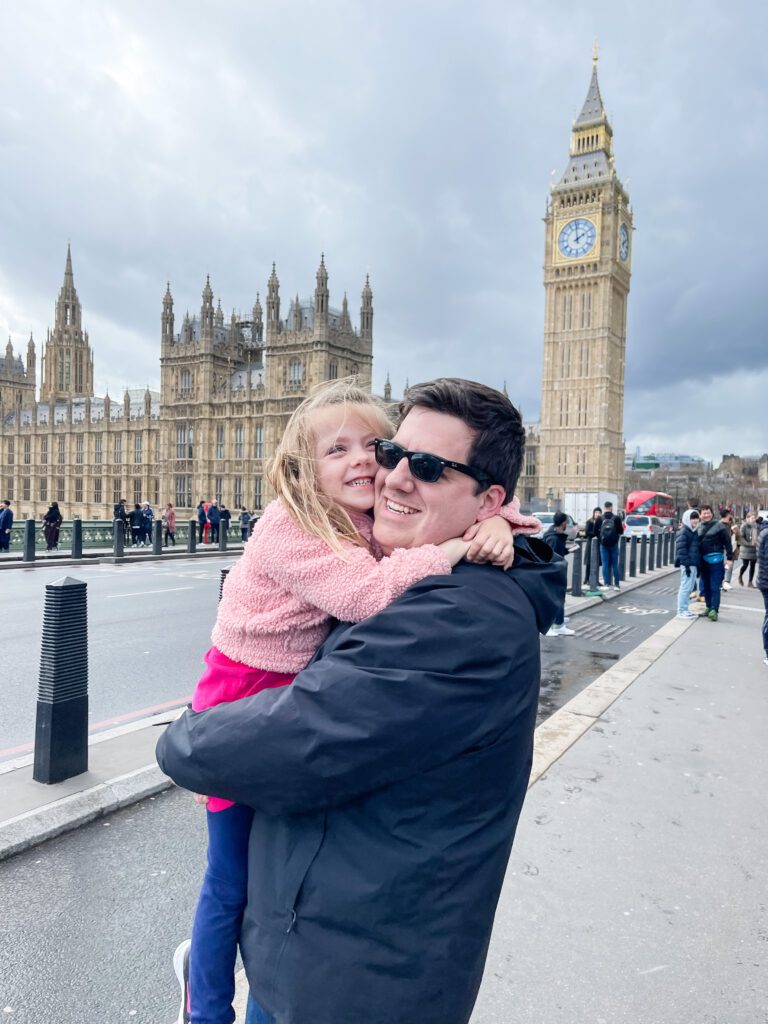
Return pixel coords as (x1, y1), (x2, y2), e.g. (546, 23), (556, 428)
(398, 378), (525, 501)
(689, 510), (700, 520)
(593, 506), (602, 515)
(553, 511), (568, 528)
(700, 504), (713, 513)
(720, 509), (732, 520)
(604, 500), (613, 509)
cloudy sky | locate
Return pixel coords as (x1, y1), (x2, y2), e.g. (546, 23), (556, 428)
(1, 1), (765, 464)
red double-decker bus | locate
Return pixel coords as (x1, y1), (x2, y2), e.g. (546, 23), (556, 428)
(625, 490), (676, 520)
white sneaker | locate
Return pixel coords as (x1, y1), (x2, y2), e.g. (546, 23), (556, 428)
(677, 611), (698, 619)
(557, 625), (576, 635)
(546, 626), (561, 637)
(173, 939), (191, 1024)
(722, 581), (732, 591)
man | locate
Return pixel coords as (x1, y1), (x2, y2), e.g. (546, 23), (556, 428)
(697, 505), (733, 621)
(207, 499), (221, 544)
(157, 379), (565, 1024)
(0, 499), (13, 552)
(599, 499), (624, 591)
(140, 500), (154, 547)
(113, 497), (129, 544)
(720, 509), (737, 590)
(544, 511), (575, 636)
(196, 500), (207, 543)
(220, 504), (231, 537)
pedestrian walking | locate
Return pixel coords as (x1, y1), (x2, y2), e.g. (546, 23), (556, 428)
(722, 510), (737, 590)
(157, 378), (549, 1024)
(140, 501), (154, 546)
(196, 501), (207, 543)
(163, 503), (176, 546)
(42, 501), (63, 551)
(128, 503), (143, 547)
(207, 499), (221, 544)
(599, 500), (624, 591)
(0, 499), (13, 552)
(674, 509), (700, 618)
(738, 512), (759, 587)
(757, 522), (768, 667)
(544, 512), (574, 636)
(220, 505), (231, 537)
(697, 505), (733, 621)
(584, 506), (603, 585)
(238, 508), (250, 542)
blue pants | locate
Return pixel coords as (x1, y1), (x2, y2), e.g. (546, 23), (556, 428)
(190, 803), (254, 1024)
(700, 561), (725, 612)
(677, 566), (698, 614)
(245, 995), (274, 1023)
(761, 588), (768, 656)
(600, 544), (620, 587)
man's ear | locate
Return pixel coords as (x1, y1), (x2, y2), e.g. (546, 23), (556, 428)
(474, 483), (506, 521)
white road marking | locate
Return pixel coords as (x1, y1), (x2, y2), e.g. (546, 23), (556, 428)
(105, 586), (194, 598)
(719, 603), (764, 613)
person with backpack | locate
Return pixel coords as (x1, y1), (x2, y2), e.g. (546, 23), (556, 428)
(738, 512), (760, 587)
(697, 505), (733, 621)
(756, 522), (768, 667)
(599, 500), (624, 591)
(544, 512), (575, 637)
(239, 509), (251, 542)
(674, 509), (700, 618)
(583, 506), (603, 586)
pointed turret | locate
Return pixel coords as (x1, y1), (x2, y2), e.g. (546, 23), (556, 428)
(360, 274), (373, 341)
(557, 56), (615, 186)
(200, 275), (215, 338)
(574, 58), (606, 129)
(5, 338), (13, 366)
(40, 243), (94, 402)
(162, 282), (175, 347)
(123, 388), (131, 419)
(27, 333), (36, 390)
(293, 293), (303, 331)
(144, 387), (152, 417)
(215, 298), (224, 328)
(252, 292), (263, 345)
(383, 372), (392, 403)
(341, 292), (351, 330)
(266, 263), (280, 334)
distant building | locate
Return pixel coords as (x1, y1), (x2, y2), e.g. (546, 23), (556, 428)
(625, 451), (711, 474)
(0, 247), (373, 518)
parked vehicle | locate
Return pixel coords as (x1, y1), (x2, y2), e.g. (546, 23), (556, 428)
(564, 490), (619, 528)
(532, 512), (579, 542)
(625, 490), (676, 519)
(623, 514), (664, 538)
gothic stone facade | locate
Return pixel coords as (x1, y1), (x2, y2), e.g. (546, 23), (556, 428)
(536, 59), (632, 502)
(0, 249), (373, 519)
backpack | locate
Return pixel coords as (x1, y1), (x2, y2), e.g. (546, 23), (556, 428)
(600, 515), (618, 546)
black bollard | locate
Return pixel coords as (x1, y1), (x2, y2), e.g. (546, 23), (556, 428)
(571, 540), (583, 598)
(629, 536), (638, 577)
(648, 534), (656, 570)
(618, 535), (627, 581)
(218, 527), (228, 552)
(33, 577), (88, 784)
(640, 536), (648, 574)
(219, 567), (231, 601)
(23, 518), (36, 562)
(187, 519), (197, 553)
(656, 533), (663, 569)
(152, 519), (163, 555)
(112, 519), (124, 557)
(71, 518), (83, 559)
(664, 532), (672, 565)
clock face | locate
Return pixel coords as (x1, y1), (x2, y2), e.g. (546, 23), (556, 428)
(619, 223), (630, 262)
(558, 218), (597, 259)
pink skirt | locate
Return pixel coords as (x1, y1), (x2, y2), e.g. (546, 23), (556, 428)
(191, 646), (296, 811)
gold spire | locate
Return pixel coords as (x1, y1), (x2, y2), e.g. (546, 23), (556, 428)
(592, 38), (599, 65)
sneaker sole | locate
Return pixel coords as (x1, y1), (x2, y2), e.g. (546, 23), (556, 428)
(173, 940), (191, 1024)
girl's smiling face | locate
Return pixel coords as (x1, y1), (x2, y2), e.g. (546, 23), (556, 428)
(312, 405), (380, 515)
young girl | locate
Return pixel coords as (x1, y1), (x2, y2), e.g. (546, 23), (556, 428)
(173, 379), (540, 1024)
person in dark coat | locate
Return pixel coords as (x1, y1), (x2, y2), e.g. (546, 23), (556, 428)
(197, 500), (207, 543)
(42, 502), (63, 551)
(756, 524), (768, 666)
(128, 503), (144, 547)
(598, 500), (624, 590)
(207, 500), (221, 543)
(674, 509), (700, 617)
(544, 511), (574, 636)
(0, 499), (13, 552)
(114, 497), (129, 544)
(583, 505), (603, 584)
(220, 504), (231, 536)
(157, 378), (566, 1024)
(239, 508), (250, 542)
(697, 505), (733, 621)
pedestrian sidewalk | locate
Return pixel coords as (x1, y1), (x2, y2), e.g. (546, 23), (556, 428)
(471, 578), (768, 1023)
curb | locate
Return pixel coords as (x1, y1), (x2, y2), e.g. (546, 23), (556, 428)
(0, 765), (172, 862)
(0, 547), (244, 571)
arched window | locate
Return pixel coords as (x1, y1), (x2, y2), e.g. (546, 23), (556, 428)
(289, 359), (302, 388)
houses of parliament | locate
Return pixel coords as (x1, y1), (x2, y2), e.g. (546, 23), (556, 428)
(0, 59), (630, 519)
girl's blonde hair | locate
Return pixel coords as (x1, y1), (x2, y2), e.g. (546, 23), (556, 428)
(268, 377), (394, 554)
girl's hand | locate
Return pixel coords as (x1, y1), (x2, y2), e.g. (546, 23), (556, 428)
(193, 793), (210, 806)
(438, 537), (472, 567)
(463, 516), (515, 570)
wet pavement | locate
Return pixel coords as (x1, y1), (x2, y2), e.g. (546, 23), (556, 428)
(538, 577), (679, 723)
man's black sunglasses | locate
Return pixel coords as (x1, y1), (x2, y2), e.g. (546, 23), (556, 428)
(373, 438), (492, 487)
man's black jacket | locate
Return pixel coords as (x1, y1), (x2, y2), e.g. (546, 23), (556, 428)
(157, 537), (565, 1024)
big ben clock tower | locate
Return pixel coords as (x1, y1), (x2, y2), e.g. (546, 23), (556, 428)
(538, 53), (632, 502)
